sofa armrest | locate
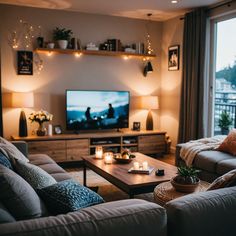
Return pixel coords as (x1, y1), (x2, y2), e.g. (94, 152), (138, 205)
(0, 199), (167, 236)
(11, 141), (28, 157)
(175, 143), (185, 166)
(166, 186), (236, 236)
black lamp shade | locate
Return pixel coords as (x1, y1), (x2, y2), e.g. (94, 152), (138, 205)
(19, 110), (28, 137)
(143, 61), (153, 77)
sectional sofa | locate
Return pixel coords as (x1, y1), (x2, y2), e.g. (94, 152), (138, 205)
(0, 141), (236, 236)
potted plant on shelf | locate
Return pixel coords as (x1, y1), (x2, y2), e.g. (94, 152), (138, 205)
(53, 27), (73, 49)
(171, 166), (200, 193)
(219, 110), (233, 135)
(29, 110), (53, 136)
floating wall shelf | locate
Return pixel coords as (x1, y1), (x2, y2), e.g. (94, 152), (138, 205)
(34, 48), (156, 60)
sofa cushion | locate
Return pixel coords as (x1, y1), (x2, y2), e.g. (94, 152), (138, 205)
(216, 159), (236, 175)
(51, 172), (72, 182)
(217, 129), (236, 155)
(207, 169), (236, 191)
(0, 152), (13, 169)
(37, 179), (104, 215)
(0, 137), (29, 163)
(193, 150), (232, 172)
(0, 165), (47, 220)
(0, 202), (15, 223)
(29, 154), (56, 165)
(14, 160), (57, 189)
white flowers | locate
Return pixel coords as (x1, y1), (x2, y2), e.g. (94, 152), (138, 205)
(29, 110), (53, 124)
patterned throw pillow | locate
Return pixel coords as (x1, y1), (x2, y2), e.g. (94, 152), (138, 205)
(37, 179), (104, 215)
(0, 137), (29, 163)
(0, 152), (13, 170)
(207, 169), (236, 191)
(14, 160), (57, 189)
(217, 129), (236, 155)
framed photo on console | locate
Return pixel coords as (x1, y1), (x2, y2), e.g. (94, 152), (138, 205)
(168, 45), (179, 71)
(133, 122), (141, 131)
(53, 125), (62, 134)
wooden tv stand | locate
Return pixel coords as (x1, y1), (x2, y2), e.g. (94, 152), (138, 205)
(11, 130), (169, 163)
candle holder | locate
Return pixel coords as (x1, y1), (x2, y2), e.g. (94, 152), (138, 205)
(104, 152), (113, 164)
(95, 146), (103, 159)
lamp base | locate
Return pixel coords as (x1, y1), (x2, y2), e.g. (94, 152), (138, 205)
(19, 110), (28, 137)
(146, 110), (153, 130)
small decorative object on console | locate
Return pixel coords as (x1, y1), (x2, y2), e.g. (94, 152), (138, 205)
(171, 166), (200, 193)
(53, 125), (62, 135)
(133, 122), (141, 131)
(29, 110), (53, 136)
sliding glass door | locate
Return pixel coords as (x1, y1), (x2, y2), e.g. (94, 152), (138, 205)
(211, 16), (236, 135)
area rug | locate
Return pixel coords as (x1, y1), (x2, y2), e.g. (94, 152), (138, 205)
(68, 168), (154, 202)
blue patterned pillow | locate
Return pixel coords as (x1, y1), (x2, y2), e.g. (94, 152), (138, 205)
(0, 152), (13, 170)
(37, 179), (104, 215)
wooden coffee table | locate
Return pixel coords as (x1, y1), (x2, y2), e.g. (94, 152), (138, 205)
(82, 152), (177, 198)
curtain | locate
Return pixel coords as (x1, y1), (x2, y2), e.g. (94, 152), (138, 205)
(178, 8), (208, 143)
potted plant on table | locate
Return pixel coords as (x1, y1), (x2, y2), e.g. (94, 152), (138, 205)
(53, 27), (73, 49)
(171, 166), (200, 193)
(219, 110), (233, 135)
(29, 110), (53, 136)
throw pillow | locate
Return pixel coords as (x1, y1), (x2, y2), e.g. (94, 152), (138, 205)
(37, 179), (104, 215)
(14, 160), (57, 189)
(0, 137), (29, 163)
(217, 129), (236, 155)
(0, 152), (13, 170)
(0, 165), (47, 220)
(0, 202), (15, 223)
(207, 169), (236, 191)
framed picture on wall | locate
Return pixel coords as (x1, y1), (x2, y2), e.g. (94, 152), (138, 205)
(17, 51), (33, 75)
(168, 45), (179, 71)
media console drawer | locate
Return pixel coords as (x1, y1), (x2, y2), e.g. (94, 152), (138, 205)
(28, 140), (66, 162)
(66, 139), (89, 161)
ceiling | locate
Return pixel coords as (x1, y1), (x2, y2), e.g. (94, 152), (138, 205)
(0, 0), (222, 21)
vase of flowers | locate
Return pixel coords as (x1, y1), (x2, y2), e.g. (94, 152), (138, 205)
(29, 110), (53, 136)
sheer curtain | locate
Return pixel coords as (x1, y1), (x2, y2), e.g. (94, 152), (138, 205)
(178, 8), (208, 143)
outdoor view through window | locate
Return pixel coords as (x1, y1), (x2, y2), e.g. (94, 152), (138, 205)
(214, 17), (236, 135)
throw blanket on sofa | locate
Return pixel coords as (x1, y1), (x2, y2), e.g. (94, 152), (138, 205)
(180, 136), (226, 167)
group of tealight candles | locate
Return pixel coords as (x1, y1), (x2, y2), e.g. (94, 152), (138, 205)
(95, 146), (149, 170)
(95, 146), (113, 164)
(133, 161), (149, 171)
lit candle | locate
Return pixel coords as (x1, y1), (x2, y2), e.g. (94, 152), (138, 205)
(95, 146), (103, 159)
(133, 161), (140, 170)
(142, 161), (148, 170)
(104, 152), (113, 164)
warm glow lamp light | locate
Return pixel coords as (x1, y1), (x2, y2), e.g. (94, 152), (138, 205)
(141, 96), (159, 130)
(12, 92), (34, 137)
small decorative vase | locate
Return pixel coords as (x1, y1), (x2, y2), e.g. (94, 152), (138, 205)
(57, 40), (68, 49)
(37, 123), (46, 136)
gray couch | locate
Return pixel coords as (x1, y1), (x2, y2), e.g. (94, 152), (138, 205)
(1, 142), (236, 236)
(176, 143), (236, 182)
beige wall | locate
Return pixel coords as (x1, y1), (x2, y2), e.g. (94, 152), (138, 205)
(0, 4), (163, 138)
(160, 17), (184, 149)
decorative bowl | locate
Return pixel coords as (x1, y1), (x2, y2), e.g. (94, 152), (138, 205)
(113, 154), (135, 164)
(170, 177), (200, 193)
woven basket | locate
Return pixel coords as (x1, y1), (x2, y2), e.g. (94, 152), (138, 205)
(170, 177), (200, 193)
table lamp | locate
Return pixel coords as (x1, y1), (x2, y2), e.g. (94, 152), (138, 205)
(12, 92), (34, 137)
(141, 96), (159, 130)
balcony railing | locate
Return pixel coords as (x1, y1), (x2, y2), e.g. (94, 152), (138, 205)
(214, 92), (236, 135)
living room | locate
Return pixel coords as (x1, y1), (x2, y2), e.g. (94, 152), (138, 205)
(0, 1), (236, 236)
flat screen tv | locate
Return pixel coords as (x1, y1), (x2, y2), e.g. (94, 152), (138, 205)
(66, 90), (130, 131)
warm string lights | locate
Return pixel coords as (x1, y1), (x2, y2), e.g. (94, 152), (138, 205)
(9, 19), (44, 74)
(146, 13), (154, 55)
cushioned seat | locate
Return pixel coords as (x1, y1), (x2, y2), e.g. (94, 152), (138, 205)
(216, 159), (236, 175)
(29, 154), (56, 165)
(193, 150), (232, 172)
(51, 173), (72, 182)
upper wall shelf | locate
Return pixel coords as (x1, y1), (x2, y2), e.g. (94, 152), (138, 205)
(34, 48), (156, 60)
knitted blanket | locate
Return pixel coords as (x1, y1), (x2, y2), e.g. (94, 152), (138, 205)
(180, 136), (226, 167)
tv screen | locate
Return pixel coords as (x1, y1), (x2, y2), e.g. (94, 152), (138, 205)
(66, 90), (130, 131)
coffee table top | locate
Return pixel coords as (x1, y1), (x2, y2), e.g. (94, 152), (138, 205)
(82, 152), (177, 188)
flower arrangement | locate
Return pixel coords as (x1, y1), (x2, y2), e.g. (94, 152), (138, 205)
(29, 110), (53, 125)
